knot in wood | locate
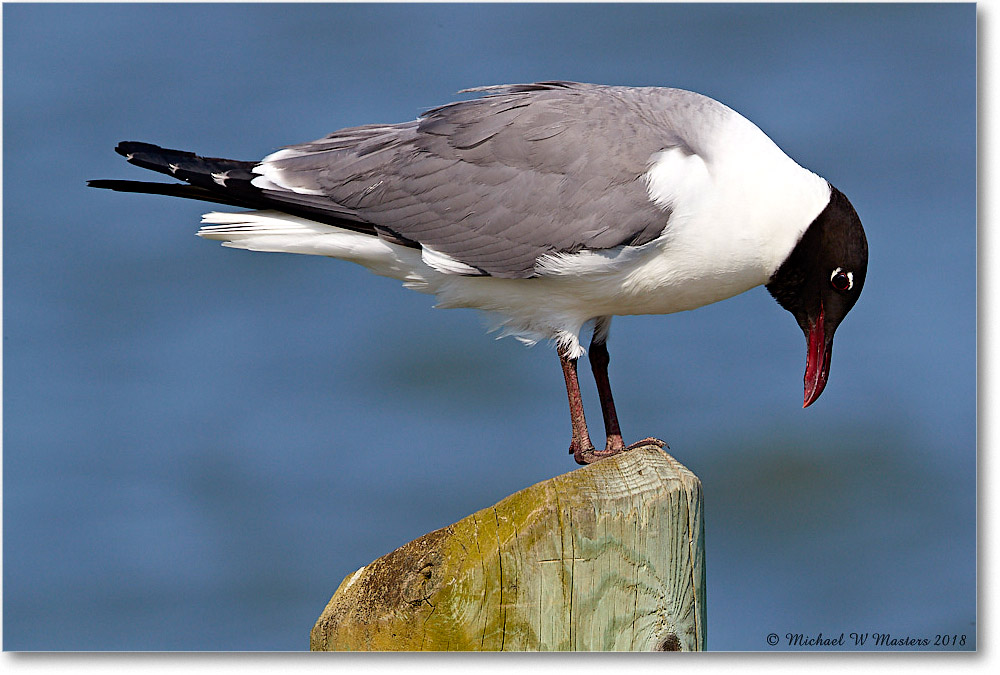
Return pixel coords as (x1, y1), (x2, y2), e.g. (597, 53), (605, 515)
(400, 551), (443, 606)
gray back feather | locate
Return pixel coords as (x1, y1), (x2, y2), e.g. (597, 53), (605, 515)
(262, 82), (717, 278)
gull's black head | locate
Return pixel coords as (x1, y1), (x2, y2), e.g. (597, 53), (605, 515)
(765, 184), (868, 407)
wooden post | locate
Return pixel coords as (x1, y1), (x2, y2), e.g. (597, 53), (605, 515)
(310, 443), (706, 651)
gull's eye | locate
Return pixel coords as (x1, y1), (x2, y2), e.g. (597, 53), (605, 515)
(830, 267), (853, 292)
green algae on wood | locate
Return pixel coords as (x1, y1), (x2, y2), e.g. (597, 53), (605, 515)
(310, 444), (706, 651)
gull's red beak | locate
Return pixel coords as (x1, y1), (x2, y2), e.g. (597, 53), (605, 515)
(803, 305), (832, 408)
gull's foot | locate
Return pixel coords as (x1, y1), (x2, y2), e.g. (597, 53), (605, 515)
(573, 434), (623, 465)
(568, 438), (596, 459)
(627, 437), (668, 450)
(573, 446), (623, 465)
(573, 436), (668, 465)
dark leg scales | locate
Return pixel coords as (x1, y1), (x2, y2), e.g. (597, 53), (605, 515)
(559, 322), (669, 466)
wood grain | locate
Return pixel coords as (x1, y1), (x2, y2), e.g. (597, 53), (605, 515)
(310, 444), (706, 651)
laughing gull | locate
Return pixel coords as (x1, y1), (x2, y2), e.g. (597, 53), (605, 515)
(89, 81), (868, 465)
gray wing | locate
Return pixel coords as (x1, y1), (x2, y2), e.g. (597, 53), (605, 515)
(254, 82), (690, 278)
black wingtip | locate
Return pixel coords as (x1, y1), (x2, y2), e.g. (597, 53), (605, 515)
(113, 141), (134, 157)
(93, 141), (380, 232)
(86, 178), (172, 193)
(114, 141), (203, 169)
(114, 141), (157, 158)
(88, 178), (172, 192)
(114, 141), (181, 156)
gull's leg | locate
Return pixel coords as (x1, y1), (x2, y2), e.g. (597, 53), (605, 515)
(559, 349), (597, 462)
(588, 317), (667, 459)
(588, 319), (626, 455)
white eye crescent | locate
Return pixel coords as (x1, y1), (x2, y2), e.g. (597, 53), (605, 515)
(830, 267), (854, 291)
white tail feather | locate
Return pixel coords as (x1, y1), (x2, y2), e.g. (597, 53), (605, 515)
(197, 210), (425, 281)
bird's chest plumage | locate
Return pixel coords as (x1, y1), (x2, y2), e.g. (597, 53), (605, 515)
(622, 130), (832, 315)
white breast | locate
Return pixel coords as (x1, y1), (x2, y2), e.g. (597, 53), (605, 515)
(642, 110), (832, 289)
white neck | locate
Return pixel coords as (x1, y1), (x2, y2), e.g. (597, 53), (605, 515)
(644, 107), (831, 282)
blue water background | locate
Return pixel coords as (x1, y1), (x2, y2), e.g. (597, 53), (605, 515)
(3, 3), (976, 650)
